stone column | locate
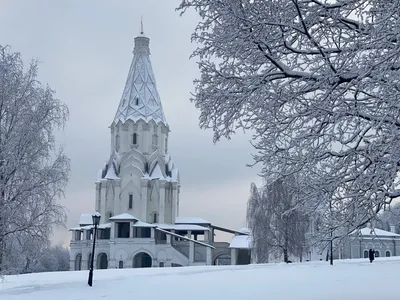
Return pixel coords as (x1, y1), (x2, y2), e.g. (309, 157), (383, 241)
(206, 247), (212, 265)
(189, 241), (194, 265)
(95, 182), (101, 211)
(231, 248), (237, 265)
(110, 126), (114, 154)
(100, 179), (107, 219)
(141, 178), (149, 221)
(142, 122), (150, 154)
(129, 222), (134, 238)
(204, 229), (211, 243)
(159, 180), (166, 223)
(172, 183), (178, 222)
(114, 178), (121, 216)
(111, 223), (116, 239)
(176, 184), (181, 218)
(121, 123), (129, 153)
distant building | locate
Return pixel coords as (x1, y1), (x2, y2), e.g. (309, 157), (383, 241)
(342, 226), (400, 259)
(69, 28), (249, 270)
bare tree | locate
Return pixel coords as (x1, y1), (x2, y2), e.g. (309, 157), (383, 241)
(0, 45), (69, 273)
(247, 179), (309, 263)
(178, 0), (400, 237)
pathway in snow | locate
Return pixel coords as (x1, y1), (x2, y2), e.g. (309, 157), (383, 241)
(1, 257), (398, 300)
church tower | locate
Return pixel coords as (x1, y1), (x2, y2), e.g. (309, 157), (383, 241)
(95, 29), (180, 224)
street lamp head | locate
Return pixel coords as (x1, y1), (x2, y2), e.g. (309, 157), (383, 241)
(92, 212), (101, 226)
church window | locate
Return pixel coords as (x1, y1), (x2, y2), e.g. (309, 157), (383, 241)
(153, 212), (157, 223)
(386, 250), (391, 257)
(132, 133), (138, 145)
(375, 250), (380, 258)
(119, 260), (124, 268)
(117, 222), (130, 238)
(165, 137), (168, 153)
(129, 194), (133, 209)
(135, 97), (139, 106)
(159, 262), (164, 267)
(363, 250), (368, 258)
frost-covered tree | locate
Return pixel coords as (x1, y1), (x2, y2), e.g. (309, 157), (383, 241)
(247, 182), (271, 263)
(0, 45), (69, 273)
(376, 203), (400, 233)
(247, 179), (309, 263)
(178, 0), (400, 237)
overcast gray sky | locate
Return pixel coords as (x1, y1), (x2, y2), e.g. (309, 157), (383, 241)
(0, 0), (262, 245)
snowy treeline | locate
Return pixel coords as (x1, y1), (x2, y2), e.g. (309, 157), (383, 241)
(1, 235), (70, 275)
(178, 0), (400, 238)
(247, 179), (310, 263)
(0, 45), (70, 274)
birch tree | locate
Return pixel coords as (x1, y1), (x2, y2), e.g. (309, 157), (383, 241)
(0, 45), (69, 272)
(178, 0), (400, 237)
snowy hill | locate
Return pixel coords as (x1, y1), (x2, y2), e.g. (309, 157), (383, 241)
(1, 257), (399, 300)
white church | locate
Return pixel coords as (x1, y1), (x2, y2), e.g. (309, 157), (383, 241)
(69, 29), (252, 270)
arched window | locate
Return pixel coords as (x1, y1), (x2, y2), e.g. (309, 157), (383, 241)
(386, 250), (391, 257)
(75, 253), (82, 271)
(128, 194), (133, 209)
(165, 137), (168, 153)
(119, 260), (124, 268)
(159, 262), (164, 267)
(363, 250), (368, 258)
(375, 250), (380, 258)
(135, 97), (139, 106)
(132, 133), (137, 145)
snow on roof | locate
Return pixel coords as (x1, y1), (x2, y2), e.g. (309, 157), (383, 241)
(352, 227), (400, 237)
(238, 228), (251, 235)
(69, 223), (111, 231)
(105, 163), (119, 180)
(113, 35), (167, 126)
(133, 221), (155, 228)
(229, 235), (252, 249)
(150, 163), (165, 180)
(155, 228), (215, 249)
(156, 223), (210, 231)
(79, 213), (94, 226)
(175, 217), (211, 225)
(109, 213), (138, 221)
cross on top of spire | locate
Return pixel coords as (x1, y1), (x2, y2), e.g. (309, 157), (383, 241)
(140, 15), (144, 35)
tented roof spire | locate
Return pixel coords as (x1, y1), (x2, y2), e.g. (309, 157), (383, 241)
(113, 27), (167, 125)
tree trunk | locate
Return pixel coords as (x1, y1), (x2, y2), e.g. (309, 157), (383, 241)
(283, 248), (288, 263)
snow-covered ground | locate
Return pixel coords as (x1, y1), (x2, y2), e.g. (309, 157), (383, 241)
(1, 257), (398, 300)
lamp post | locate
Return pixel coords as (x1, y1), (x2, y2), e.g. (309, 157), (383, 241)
(88, 212), (101, 287)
